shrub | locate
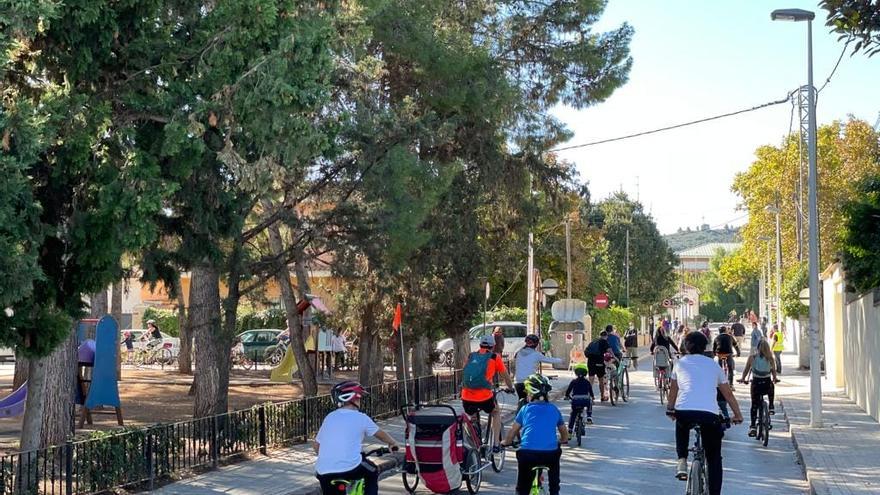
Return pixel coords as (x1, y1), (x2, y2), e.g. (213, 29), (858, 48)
(236, 307), (287, 333)
(590, 306), (634, 340)
(142, 307), (180, 336)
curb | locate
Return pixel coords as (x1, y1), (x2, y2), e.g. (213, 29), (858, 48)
(779, 398), (822, 495)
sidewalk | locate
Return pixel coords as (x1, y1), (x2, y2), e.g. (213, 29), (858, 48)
(776, 351), (880, 494)
(154, 367), (574, 495)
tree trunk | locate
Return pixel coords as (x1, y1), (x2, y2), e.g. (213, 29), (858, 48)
(216, 247), (243, 416)
(411, 334), (433, 379)
(20, 328), (77, 452)
(112, 282), (124, 379)
(90, 289), (109, 319)
(261, 203), (317, 397)
(176, 274), (192, 374)
(13, 354), (28, 389)
(191, 264), (223, 418)
(452, 330), (470, 369)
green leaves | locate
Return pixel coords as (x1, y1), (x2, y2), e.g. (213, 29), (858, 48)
(840, 174), (880, 293)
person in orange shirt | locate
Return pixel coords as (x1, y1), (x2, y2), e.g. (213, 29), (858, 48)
(461, 334), (515, 452)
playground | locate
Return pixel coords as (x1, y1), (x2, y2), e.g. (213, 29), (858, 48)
(0, 316), (367, 454)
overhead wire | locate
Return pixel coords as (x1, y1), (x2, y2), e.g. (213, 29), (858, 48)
(549, 92), (794, 153)
(817, 38), (852, 95)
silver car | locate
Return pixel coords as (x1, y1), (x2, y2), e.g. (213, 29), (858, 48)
(434, 321), (528, 366)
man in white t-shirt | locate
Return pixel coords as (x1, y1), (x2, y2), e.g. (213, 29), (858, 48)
(666, 332), (743, 495)
(313, 381), (398, 495)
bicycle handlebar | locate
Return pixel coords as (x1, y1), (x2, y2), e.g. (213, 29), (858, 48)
(363, 446), (399, 458)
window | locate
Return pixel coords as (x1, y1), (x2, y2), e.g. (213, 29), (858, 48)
(239, 332), (256, 343)
(502, 326), (526, 338)
(255, 332), (275, 343)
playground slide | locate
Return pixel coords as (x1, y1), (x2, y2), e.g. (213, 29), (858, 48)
(269, 335), (314, 382)
(0, 382), (27, 418)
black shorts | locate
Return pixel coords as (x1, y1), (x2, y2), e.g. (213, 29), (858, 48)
(462, 397), (496, 415)
(587, 356), (605, 378)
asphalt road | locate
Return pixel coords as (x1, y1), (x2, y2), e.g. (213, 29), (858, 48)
(379, 363), (808, 494)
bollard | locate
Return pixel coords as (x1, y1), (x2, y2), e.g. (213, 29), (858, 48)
(65, 441), (74, 495)
(258, 405), (268, 455)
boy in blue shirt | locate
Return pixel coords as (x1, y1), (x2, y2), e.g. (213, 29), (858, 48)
(565, 363), (595, 431)
(502, 374), (568, 495)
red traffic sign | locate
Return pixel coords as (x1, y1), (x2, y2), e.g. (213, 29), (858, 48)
(662, 299), (672, 308)
(688, 300), (694, 306)
(594, 292), (610, 309)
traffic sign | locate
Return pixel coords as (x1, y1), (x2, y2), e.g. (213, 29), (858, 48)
(565, 332), (574, 344)
(688, 300), (694, 306)
(662, 299), (672, 308)
(594, 292), (610, 309)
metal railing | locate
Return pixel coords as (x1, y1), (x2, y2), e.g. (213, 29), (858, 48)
(2, 369), (462, 494)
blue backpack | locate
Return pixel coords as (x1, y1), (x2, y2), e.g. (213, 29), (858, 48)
(462, 352), (494, 389)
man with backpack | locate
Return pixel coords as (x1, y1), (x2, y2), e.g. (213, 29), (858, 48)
(585, 331), (612, 401)
(461, 334), (514, 452)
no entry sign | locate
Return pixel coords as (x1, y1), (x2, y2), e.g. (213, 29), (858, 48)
(594, 292), (609, 309)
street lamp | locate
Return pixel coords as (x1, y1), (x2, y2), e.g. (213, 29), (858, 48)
(771, 7), (822, 428)
(765, 203), (783, 327)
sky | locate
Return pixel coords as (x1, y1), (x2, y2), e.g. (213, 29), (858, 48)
(552, 0), (880, 235)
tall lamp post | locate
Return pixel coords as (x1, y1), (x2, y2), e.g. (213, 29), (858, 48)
(771, 7), (822, 428)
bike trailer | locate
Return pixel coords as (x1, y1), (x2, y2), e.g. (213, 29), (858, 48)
(402, 404), (480, 494)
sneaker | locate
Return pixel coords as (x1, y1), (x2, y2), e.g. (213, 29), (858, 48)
(587, 417), (593, 425)
(676, 458), (688, 480)
(748, 426), (757, 437)
(769, 407), (776, 416)
(568, 428), (573, 435)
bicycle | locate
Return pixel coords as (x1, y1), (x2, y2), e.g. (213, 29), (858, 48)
(230, 343), (255, 370)
(615, 357), (631, 403)
(667, 411), (729, 495)
(504, 442), (558, 495)
(469, 388), (512, 473)
(133, 341), (174, 368)
(738, 377), (779, 448)
(716, 353), (735, 390)
(657, 366), (671, 406)
(565, 396), (589, 447)
(329, 446), (396, 494)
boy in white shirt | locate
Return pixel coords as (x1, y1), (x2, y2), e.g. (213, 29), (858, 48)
(313, 381), (398, 494)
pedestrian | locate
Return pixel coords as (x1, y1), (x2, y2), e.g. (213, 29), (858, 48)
(749, 321), (764, 355)
(122, 331), (134, 363)
(624, 325), (639, 370)
(731, 319), (746, 350)
(331, 330), (347, 371)
(760, 316), (768, 335)
(493, 327), (505, 357)
(770, 324), (784, 374)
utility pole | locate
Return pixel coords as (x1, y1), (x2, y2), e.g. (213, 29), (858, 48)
(527, 232), (535, 335)
(625, 228), (630, 308)
(774, 193), (784, 326)
(565, 221), (572, 299)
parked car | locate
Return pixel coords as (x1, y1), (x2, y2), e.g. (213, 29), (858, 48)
(121, 329), (181, 358)
(434, 321), (528, 367)
(236, 329), (282, 362)
(0, 347), (14, 362)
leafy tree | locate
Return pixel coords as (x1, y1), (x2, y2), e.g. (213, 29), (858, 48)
(781, 262), (809, 318)
(821, 0), (880, 56)
(589, 192), (677, 310)
(839, 174), (880, 292)
(697, 249), (757, 321)
(733, 118), (880, 299)
(2, 0), (172, 449)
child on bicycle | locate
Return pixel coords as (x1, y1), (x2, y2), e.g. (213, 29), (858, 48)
(313, 381), (399, 495)
(502, 374), (568, 495)
(738, 339), (779, 437)
(565, 363), (594, 432)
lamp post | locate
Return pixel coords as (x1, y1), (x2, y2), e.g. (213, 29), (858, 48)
(771, 7), (822, 428)
(766, 202), (783, 327)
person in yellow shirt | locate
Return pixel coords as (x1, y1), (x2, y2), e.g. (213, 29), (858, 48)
(770, 324), (785, 374)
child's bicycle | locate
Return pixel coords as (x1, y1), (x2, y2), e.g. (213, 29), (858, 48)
(329, 446), (396, 494)
(505, 441), (557, 495)
(564, 396), (590, 447)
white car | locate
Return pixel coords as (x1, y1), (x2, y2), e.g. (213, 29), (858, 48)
(122, 329), (181, 358)
(434, 321), (528, 367)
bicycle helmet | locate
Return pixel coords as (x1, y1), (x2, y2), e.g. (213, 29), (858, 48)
(331, 380), (368, 407)
(479, 334), (496, 349)
(524, 334), (540, 348)
(573, 362), (588, 377)
(523, 373), (552, 400)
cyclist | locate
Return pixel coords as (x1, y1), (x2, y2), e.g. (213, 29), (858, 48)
(606, 325), (624, 361)
(143, 320), (163, 349)
(564, 363), (594, 431)
(461, 334), (514, 452)
(666, 332), (743, 495)
(313, 381), (399, 495)
(739, 339), (779, 437)
(513, 334), (562, 404)
(712, 326), (741, 385)
(585, 331), (612, 401)
(502, 374), (568, 495)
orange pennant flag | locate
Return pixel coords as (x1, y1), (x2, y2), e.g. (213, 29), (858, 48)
(392, 303), (402, 334)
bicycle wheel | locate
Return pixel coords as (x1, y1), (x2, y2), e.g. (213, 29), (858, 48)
(464, 449), (482, 494)
(266, 348), (284, 366)
(158, 348), (173, 367)
(576, 415), (584, 447)
(686, 459), (703, 495)
(402, 470), (420, 493)
(761, 401), (770, 447)
(491, 423), (506, 472)
(622, 368), (630, 402)
(659, 375), (666, 406)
